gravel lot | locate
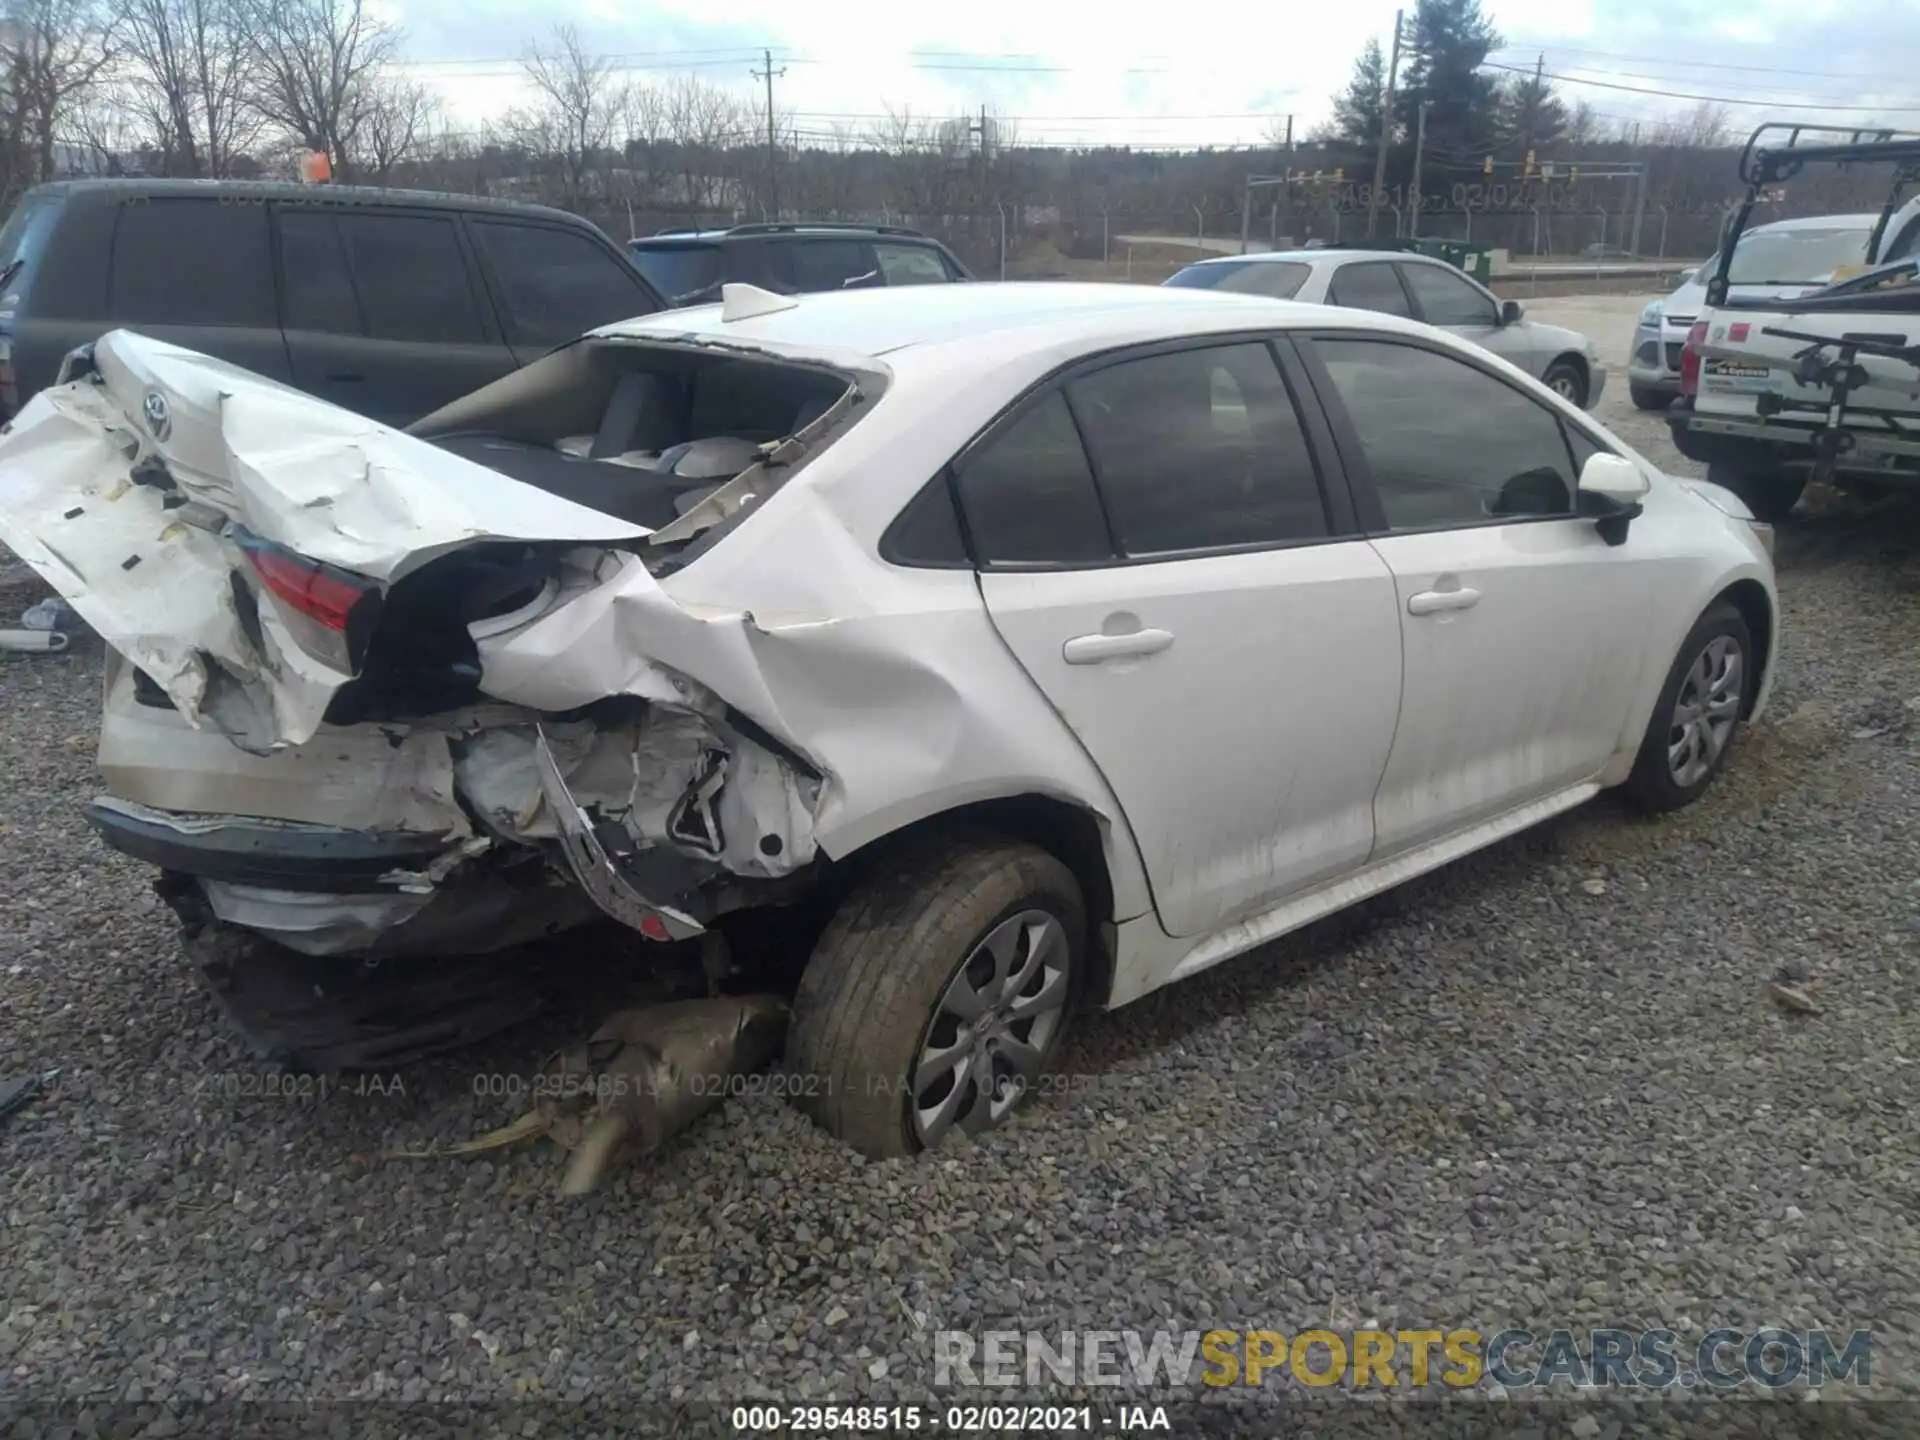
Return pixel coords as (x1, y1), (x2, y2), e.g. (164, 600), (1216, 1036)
(4, 293), (1918, 1431)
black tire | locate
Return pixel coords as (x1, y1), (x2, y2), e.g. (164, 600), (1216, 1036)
(787, 834), (1085, 1159)
(1621, 601), (1755, 812)
(1705, 461), (1805, 522)
(1542, 357), (1589, 408)
(1629, 382), (1671, 411)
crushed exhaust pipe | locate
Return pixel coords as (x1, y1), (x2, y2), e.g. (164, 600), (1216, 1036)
(389, 994), (789, 1193)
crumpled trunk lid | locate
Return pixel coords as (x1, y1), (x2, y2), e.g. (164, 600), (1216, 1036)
(0, 331), (651, 747)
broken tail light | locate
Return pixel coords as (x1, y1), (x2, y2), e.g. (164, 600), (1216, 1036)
(230, 529), (380, 674)
(1679, 320), (1708, 398)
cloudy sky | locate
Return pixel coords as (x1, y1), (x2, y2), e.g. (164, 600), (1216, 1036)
(397, 0), (1915, 150)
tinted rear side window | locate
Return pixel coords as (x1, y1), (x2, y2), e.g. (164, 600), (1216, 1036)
(334, 213), (484, 344)
(1327, 261), (1412, 317)
(874, 243), (953, 285)
(1068, 343), (1329, 553)
(782, 240), (877, 291)
(954, 391), (1113, 565)
(473, 221), (654, 349)
(110, 199), (274, 327)
(276, 210), (362, 334)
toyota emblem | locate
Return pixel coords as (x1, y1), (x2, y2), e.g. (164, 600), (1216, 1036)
(142, 390), (171, 440)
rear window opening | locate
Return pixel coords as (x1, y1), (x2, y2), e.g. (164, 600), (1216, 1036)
(409, 336), (874, 567)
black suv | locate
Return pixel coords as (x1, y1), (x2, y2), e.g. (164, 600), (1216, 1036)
(0, 179), (666, 428)
(627, 223), (971, 306)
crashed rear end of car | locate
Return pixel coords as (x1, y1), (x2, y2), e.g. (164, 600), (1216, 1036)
(0, 324), (880, 982)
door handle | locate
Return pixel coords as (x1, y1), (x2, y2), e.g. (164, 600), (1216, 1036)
(1062, 628), (1175, 665)
(1407, 587), (1481, 615)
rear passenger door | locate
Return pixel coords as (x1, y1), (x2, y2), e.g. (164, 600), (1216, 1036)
(961, 337), (1404, 943)
(466, 218), (660, 362)
(108, 198), (292, 384)
(273, 206), (514, 426)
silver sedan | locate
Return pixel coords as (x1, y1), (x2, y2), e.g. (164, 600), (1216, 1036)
(1165, 249), (1607, 409)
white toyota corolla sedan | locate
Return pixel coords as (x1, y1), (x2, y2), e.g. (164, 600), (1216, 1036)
(0, 282), (1777, 1157)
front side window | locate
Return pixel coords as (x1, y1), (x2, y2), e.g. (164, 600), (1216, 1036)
(1399, 263), (1498, 326)
(1327, 261), (1412, 317)
(1315, 338), (1578, 530)
(1067, 343), (1328, 554)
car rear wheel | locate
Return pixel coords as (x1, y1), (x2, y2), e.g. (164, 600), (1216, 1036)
(1622, 601), (1754, 812)
(1705, 462), (1805, 522)
(1542, 358), (1589, 408)
(787, 835), (1084, 1158)
(1629, 383), (1670, 411)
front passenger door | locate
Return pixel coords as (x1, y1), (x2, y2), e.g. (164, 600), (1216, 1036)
(964, 339), (1404, 942)
(1305, 334), (1656, 857)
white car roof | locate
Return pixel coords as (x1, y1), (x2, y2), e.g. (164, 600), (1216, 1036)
(595, 280), (1425, 365)
(1184, 248), (1430, 267)
(1742, 212), (1878, 236)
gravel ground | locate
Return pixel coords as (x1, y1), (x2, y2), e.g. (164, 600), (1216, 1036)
(3, 295), (1919, 1434)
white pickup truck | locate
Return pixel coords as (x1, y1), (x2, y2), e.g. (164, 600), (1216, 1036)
(1665, 126), (1920, 519)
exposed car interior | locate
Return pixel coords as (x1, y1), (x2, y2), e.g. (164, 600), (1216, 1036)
(410, 340), (854, 531)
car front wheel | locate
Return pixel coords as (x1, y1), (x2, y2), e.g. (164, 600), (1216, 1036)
(1629, 382), (1670, 411)
(1622, 601), (1754, 811)
(1542, 358), (1589, 408)
(787, 835), (1084, 1158)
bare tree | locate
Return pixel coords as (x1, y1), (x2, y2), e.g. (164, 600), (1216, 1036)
(1, 0), (115, 193)
(114, 0), (261, 175)
(662, 73), (747, 217)
(357, 70), (435, 185)
(239, 0), (396, 178)
(501, 24), (626, 212)
(1656, 101), (1732, 150)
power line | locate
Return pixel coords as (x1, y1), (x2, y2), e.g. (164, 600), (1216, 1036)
(1479, 62), (1920, 114)
(1491, 43), (1913, 85)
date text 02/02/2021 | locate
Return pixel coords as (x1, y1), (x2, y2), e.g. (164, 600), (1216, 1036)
(730, 1404), (1172, 1432)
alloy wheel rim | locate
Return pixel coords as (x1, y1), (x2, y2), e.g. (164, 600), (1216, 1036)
(1667, 634), (1743, 787)
(910, 909), (1070, 1147)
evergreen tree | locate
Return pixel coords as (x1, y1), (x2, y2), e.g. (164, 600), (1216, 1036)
(1332, 38), (1388, 148)
(1497, 67), (1568, 159)
(1396, 0), (1503, 159)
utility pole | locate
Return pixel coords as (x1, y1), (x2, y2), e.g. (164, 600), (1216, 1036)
(1628, 162), (1648, 257)
(1367, 10), (1404, 240)
(1277, 113), (1292, 246)
(1409, 100), (1429, 241)
(751, 49), (786, 219)
(1519, 52), (1545, 161)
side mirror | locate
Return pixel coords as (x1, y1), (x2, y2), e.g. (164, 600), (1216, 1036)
(1577, 452), (1650, 546)
(1500, 299), (1524, 326)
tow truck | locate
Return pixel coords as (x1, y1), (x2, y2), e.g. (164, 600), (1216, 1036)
(1666, 123), (1920, 519)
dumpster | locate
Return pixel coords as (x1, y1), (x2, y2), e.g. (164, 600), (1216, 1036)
(1415, 238), (1494, 283)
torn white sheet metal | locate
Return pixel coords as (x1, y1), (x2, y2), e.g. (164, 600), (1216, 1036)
(454, 713), (818, 880)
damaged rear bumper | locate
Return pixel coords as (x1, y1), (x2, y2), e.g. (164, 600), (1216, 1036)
(84, 797), (453, 891)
